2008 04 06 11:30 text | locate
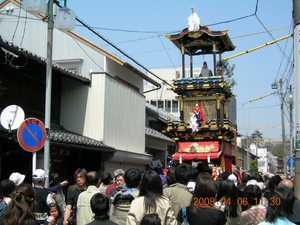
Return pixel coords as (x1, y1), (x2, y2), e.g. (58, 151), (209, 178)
(193, 197), (281, 206)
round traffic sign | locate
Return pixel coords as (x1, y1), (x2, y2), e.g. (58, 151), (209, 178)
(17, 118), (46, 152)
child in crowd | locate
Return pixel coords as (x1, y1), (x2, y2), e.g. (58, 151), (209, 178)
(87, 193), (117, 225)
(44, 203), (63, 225)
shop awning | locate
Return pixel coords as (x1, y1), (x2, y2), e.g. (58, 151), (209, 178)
(173, 151), (222, 161)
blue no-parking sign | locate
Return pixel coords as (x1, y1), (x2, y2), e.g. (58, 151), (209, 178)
(17, 118), (46, 152)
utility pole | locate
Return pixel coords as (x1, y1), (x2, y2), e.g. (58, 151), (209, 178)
(293, 0), (300, 199)
(289, 85), (294, 177)
(280, 79), (287, 177)
(44, 0), (54, 187)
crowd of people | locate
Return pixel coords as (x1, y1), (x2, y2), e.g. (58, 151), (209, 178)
(0, 164), (298, 225)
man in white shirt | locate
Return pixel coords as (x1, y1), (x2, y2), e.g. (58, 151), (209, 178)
(199, 61), (213, 77)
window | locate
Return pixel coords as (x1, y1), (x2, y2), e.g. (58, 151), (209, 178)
(165, 100), (171, 112)
(158, 100), (163, 109)
(172, 100), (178, 113)
(150, 100), (157, 107)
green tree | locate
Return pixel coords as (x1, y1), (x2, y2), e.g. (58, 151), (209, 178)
(217, 59), (236, 88)
(250, 159), (259, 175)
(271, 144), (284, 158)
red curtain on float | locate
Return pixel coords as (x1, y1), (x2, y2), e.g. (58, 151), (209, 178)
(224, 156), (232, 172)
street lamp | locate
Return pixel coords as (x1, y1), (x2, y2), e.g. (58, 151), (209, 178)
(22, 0), (75, 187)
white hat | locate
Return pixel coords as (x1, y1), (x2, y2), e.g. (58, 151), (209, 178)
(9, 172), (25, 186)
(246, 179), (265, 190)
(228, 174), (238, 186)
(246, 179), (258, 186)
(33, 169), (48, 179)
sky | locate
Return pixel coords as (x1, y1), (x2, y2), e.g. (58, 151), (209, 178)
(3, 0), (292, 140)
(65, 0), (294, 141)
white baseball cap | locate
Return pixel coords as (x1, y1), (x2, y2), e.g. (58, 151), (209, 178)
(33, 169), (48, 179)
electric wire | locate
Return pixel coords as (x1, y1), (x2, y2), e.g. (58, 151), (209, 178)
(54, 0), (170, 89)
(70, 35), (105, 72)
(10, 4), (22, 45)
(158, 35), (177, 72)
(19, 7), (28, 47)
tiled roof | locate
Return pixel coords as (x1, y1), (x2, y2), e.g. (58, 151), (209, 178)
(50, 129), (116, 152)
(146, 102), (180, 124)
(145, 127), (174, 143)
(0, 36), (90, 85)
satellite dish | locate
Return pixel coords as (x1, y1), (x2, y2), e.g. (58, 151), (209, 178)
(0, 105), (25, 131)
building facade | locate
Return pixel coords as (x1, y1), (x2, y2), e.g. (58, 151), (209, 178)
(0, 0), (173, 181)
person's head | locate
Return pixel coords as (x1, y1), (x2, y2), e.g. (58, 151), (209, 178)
(4, 183), (36, 225)
(243, 184), (262, 206)
(278, 179), (294, 192)
(73, 168), (87, 187)
(113, 169), (125, 178)
(216, 179), (238, 217)
(141, 213), (162, 225)
(86, 171), (101, 187)
(47, 203), (62, 219)
(196, 161), (211, 175)
(265, 187), (295, 222)
(32, 169), (47, 186)
(100, 172), (113, 185)
(175, 163), (191, 185)
(9, 172), (25, 186)
(166, 167), (176, 186)
(227, 173), (238, 186)
(241, 173), (250, 184)
(139, 170), (163, 213)
(203, 61), (208, 68)
(124, 168), (142, 189)
(220, 171), (230, 180)
(115, 174), (125, 189)
(189, 167), (199, 182)
(267, 175), (282, 190)
(193, 174), (218, 202)
(217, 179), (237, 199)
(90, 193), (109, 220)
(0, 179), (16, 198)
(254, 174), (264, 183)
(139, 170), (163, 197)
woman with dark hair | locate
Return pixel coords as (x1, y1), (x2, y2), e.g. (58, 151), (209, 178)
(214, 179), (241, 225)
(127, 170), (176, 225)
(258, 187), (295, 225)
(0, 183), (39, 225)
(263, 175), (282, 201)
(177, 174), (226, 225)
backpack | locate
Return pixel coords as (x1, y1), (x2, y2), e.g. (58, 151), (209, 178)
(112, 193), (135, 205)
(181, 207), (190, 225)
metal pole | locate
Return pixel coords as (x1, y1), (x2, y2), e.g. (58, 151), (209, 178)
(44, 0), (54, 187)
(289, 85), (293, 177)
(293, 0), (300, 199)
(247, 135), (250, 171)
(280, 79), (287, 177)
